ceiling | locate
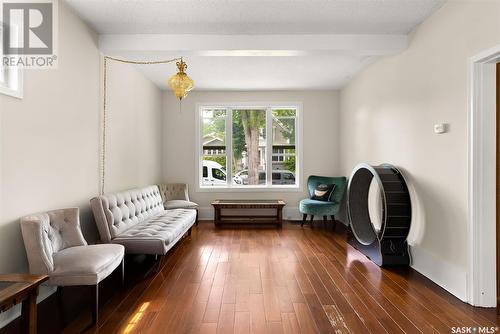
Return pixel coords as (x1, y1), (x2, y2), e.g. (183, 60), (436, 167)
(65, 0), (446, 90)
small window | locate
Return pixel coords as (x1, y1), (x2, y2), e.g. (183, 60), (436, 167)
(0, 25), (23, 98)
(203, 166), (208, 178)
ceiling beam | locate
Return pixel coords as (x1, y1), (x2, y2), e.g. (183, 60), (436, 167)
(99, 34), (408, 57)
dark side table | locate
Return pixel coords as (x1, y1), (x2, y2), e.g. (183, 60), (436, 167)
(0, 274), (48, 334)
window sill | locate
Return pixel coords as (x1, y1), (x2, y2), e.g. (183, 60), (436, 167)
(196, 185), (302, 193)
(0, 85), (23, 99)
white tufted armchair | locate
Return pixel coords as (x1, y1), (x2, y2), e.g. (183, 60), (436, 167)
(159, 183), (199, 224)
(20, 208), (125, 325)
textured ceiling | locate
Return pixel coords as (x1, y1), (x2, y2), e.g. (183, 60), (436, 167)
(65, 0), (445, 35)
(65, 0), (446, 90)
(125, 54), (375, 91)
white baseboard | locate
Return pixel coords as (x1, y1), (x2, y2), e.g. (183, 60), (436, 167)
(410, 245), (467, 302)
(0, 285), (56, 329)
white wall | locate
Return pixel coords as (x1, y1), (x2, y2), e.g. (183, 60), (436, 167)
(162, 90), (341, 220)
(104, 61), (163, 193)
(339, 0), (500, 301)
(0, 1), (162, 328)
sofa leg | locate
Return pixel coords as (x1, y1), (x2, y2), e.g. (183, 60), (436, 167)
(196, 209), (199, 226)
(188, 226), (192, 236)
(310, 215), (314, 228)
(91, 284), (99, 325)
(301, 214), (307, 227)
(331, 215), (337, 230)
(153, 255), (165, 274)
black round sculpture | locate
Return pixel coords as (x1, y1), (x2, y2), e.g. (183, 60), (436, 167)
(347, 163), (412, 266)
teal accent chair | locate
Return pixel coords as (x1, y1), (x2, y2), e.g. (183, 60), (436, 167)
(299, 175), (347, 228)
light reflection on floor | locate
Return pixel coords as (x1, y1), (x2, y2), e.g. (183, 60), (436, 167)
(122, 302), (150, 334)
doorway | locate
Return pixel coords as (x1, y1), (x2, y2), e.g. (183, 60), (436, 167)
(468, 45), (500, 307)
(497, 62), (500, 306)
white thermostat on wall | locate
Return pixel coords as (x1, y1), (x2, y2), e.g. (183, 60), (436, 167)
(434, 123), (447, 134)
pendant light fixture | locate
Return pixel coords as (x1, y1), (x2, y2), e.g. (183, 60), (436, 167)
(168, 58), (194, 100)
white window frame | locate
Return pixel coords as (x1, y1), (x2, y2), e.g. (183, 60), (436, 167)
(196, 102), (303, 192)
(0, 22), (23, 99)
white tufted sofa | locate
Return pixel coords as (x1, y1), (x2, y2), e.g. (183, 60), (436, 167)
(90, 185), (196, 255)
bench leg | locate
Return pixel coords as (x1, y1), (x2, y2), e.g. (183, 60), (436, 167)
(277, 207), (283, 228)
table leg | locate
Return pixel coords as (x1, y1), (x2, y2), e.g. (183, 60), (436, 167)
(277, 207), (283, 228)
(21, 291), (37, 334)
(214, 208), (220, 227)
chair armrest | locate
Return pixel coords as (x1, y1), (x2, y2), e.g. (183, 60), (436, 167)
(21, 213), (55, 275)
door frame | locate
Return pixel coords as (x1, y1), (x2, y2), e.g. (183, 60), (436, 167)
(468, 44), (500, 307)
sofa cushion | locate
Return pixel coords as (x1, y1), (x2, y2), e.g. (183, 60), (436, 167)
(51, 244), (124, 286)
(164, 200), (198, 210)
(112, 209), (196, 255)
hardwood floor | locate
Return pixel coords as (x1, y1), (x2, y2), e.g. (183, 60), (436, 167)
(8, 221), (500, 333)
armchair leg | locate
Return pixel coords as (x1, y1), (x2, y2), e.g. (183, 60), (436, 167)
(323, 216), (327, 227)
(91, 284), (99, 325)
(331, 215), (337, 230)
(309, 215), (314, 228)
(121, 258), (125, 288)
(301, 214), (307, 227)
(56, 287), (66, 325)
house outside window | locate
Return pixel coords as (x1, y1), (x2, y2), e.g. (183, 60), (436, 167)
(197, 104), (302, 190)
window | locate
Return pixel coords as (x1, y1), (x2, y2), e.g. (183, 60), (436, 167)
(197, 104), (301, 189)
(0, 23), (23, 98)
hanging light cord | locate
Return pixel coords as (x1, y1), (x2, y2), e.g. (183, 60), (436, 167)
(100, 55), (182, 195)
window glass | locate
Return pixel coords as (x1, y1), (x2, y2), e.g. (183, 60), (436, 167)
(202, 109), (227, 186)
(212, 168), (226, 180)
(272, 109), (297, 185)
(199, 106), (299, 188)
(232, 110), (267, 186)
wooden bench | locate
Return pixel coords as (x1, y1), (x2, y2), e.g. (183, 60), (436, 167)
(211, 199), (286, 228)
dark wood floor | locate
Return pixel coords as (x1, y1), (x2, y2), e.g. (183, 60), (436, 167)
(6, 221), (500, 333)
